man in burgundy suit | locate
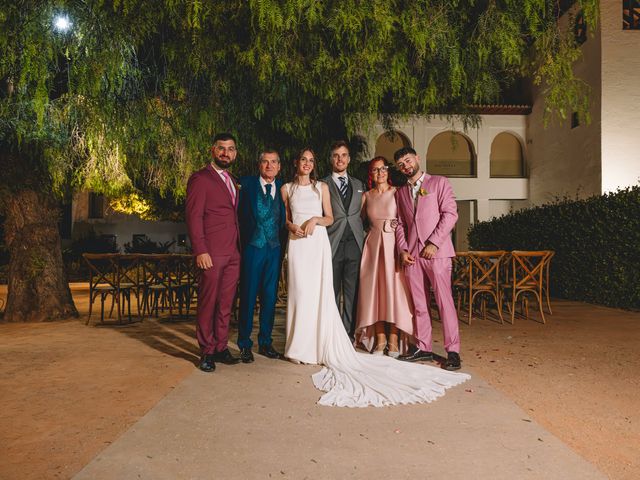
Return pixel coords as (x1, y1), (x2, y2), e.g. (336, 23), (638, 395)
(393, 146), (462, 371)
(186, 132), (241, 372)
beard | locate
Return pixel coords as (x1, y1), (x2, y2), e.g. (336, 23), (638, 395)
(401, 164), (419, 177)
(213, 156), (232, 169)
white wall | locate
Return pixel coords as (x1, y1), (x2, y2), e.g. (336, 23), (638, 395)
(71, 192), (188, 252)
(488, 200), (516, 219)
(527, 3), (640, 199)
(454, 200), (474, 251)
(87, 213), (189, 253)
(365, 114), (529, 222)
(600, 2), (640, 192)
(526, 8), (602, 204)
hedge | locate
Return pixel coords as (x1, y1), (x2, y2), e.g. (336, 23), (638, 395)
(467, 185), (640, 310)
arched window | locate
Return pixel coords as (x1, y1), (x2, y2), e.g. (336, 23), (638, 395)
(374, 131), (411, 162)
(490, 132), (525, 178)
(426, 132), (476, 177)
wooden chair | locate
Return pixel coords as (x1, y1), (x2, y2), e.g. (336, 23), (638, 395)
(83, 253), (134, 325)
(542, 250), (555, 314)
(117, 254), (143, 318)
(276, 255), (288, 309)
(170, 254), (198, 318)
(465, 251), (507, 325)
(502, 250), (548, 324)
(140, 254), (175, 318)
(452, 252), (472, 324)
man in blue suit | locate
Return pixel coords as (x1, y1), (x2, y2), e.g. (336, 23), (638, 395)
(237, 149), (286, 363)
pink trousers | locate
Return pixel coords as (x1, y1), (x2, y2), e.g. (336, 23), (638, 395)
(404, 256), (460, 353)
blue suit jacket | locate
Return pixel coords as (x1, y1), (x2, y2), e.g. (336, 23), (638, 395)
(237, 176), (287, 249)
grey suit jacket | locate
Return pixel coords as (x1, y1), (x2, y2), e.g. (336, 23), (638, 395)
(322, 175), (365, 256)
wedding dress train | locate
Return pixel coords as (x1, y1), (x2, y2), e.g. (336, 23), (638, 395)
(284, 181), (469, 407)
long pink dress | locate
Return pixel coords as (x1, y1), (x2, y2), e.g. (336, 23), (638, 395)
(355, 188), (414, 353)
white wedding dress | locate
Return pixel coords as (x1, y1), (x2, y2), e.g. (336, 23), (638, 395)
(284, 181), (470, 407)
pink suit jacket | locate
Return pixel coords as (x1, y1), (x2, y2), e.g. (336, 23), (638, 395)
(395, 174), (458, 258)
(186, 164), (240, 257)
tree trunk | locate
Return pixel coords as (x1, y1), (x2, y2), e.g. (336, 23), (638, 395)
(3, 190), (78, 322)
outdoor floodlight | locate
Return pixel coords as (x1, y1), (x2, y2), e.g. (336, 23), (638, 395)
(53, 14), (72, 32)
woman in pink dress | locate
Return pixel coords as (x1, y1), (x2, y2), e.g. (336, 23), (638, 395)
(355, 157), (414, 357)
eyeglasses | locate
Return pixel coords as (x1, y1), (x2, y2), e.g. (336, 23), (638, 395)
(372, 166), (389, 173)
(215, 146), (236, 153)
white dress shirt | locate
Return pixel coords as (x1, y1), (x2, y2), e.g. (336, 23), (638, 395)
(331, 171), (349, 189)
(408, 173), (425, 200)
(259, 176), (276, 199)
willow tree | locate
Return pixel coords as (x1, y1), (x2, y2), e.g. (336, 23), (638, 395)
(0, 0), (598, 322)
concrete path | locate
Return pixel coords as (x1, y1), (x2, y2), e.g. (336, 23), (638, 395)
(74, 354), (605, 480)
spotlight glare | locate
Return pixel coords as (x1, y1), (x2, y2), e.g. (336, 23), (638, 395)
(53, 15), (72, 32)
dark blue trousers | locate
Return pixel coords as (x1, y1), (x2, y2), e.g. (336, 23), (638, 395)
(237, 243), (281, 349)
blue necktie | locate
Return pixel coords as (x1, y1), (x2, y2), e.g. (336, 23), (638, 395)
(265, 183), (272, 197)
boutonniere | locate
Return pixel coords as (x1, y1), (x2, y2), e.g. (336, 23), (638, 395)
(417, 188), (428, 197)
(235, 182), (242, 191)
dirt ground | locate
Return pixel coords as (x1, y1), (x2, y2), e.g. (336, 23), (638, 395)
(0, 283), (638, 480)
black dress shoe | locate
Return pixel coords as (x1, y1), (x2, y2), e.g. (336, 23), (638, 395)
(444, 351), (461, 371)
(258, 344), (282, 359)
(213, 348), (241, 365)
(199, 354), (216, 372)
(398, 349), (434, 362)
(240, 347), (254, 363)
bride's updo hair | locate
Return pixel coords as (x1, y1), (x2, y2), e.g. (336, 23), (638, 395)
(291, 147), (320, 197)
(368, 156), (393, 189)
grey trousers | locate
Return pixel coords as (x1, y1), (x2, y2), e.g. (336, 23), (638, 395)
(332, 235), (361, 339)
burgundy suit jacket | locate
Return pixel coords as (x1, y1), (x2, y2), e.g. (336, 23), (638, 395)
(186, 164), (240, 257)
(395, 173), (458, 258)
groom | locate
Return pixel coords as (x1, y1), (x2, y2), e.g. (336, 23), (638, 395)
(236, 149), (286, 363)
(393, 146), (462, 371)
(322, 140), (365, 340)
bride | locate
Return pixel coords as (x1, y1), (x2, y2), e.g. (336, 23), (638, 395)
(281, 148), (469, 407)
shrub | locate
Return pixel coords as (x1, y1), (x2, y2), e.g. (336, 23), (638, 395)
(468, 186), (640, 310)
(123, 235), (175, 254)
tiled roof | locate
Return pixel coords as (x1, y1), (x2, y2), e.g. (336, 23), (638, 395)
(469, 104), (532, 115)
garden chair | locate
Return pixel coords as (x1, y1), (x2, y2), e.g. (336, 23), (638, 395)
(276, 255), (288, 309)
(502, 250), (548, 324)
(83, 253), (134, 325)
(542, 250), (555, 314)
(140, 254), (175, 318)
(116, 254), (143, 318)
(170, 254), (198, 318)
(452, 252), (472, 324)
(464, 251), (507, 325)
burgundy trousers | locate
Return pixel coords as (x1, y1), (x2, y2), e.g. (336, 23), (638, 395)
(196, 252), (241, 355)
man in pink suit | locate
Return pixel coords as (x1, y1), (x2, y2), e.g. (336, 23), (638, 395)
(393, 147), (462, 371)
(186, 133), (241, 372)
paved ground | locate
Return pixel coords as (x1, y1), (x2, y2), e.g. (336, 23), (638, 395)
(73, 355), (605, 480)
(3, 284), (638, 479)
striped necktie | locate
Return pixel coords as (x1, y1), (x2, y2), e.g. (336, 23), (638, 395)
(338, 176), (348, 199)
